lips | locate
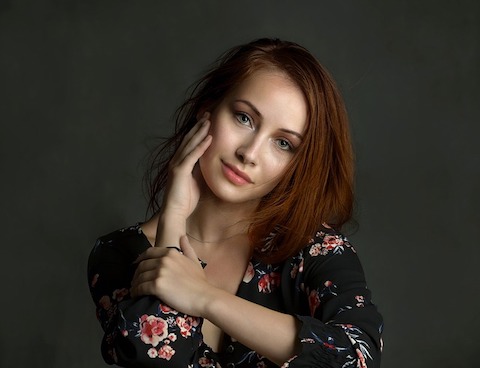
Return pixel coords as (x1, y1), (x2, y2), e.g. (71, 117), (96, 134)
(221, 161), (253, 185)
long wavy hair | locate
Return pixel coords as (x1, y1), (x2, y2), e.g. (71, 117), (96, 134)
(145, 38), (354, 263)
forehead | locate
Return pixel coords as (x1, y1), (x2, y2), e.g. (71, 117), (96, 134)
(227, 70), (307, 133)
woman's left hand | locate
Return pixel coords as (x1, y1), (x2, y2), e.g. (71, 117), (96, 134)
(130, 236), (212, 317)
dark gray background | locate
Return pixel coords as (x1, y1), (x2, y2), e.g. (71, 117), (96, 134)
(1, 1), (479, 367)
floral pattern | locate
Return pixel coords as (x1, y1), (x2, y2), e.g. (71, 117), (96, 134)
(88, 224), (383, 367)
(113, 305), (202, 362)
(308, 232), (355, 257)
(138, 314), (168, 347)
(257, 272), (281, 293)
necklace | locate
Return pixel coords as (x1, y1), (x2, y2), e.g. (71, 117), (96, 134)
(186, 231), (245, 244)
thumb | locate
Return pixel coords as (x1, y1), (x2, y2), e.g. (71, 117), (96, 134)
(179, 235), (200, 264)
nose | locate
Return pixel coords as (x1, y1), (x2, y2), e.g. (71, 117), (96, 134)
(235, 136), (262, 165)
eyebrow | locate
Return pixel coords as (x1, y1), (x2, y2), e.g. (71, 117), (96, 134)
(279, 128), (303, 140)
(235, 99), (262, 118)
(234, 99), (303, 140)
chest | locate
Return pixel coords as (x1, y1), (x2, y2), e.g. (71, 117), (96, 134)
(193, 245), (251, 351)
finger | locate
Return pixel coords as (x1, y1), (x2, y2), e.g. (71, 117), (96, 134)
(179, 235), (201, 265)
(172, 122), (211, 168)
(133, 247), (183, 280)
(134, 257), (163, 273)
(131, 279), (159, 298)
(172, 113), (210, 162)
(177, 134), (212, 170)
(133, 248), (169, 280)
(133, 258), (160, 282)
(131, 268), (160, 289)
(134, 246), (169, 263)
(175, 118), (208, 155)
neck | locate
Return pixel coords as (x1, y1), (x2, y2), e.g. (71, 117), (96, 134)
(186, 194), (257, 245)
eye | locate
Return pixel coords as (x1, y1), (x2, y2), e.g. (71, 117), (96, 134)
(235, 112), (253, 128)
(276, 139), (293, 151)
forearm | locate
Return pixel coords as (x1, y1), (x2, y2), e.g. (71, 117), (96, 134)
(203, 287), (301, 365)
(155, 211), (186, 247)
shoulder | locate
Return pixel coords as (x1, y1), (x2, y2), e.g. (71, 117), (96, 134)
(89, 223), (150, 267)
(304, 228), (357, 258)
(293, 228), (365, 281)
(95, 223), (146, 247)
(96, 223), (144, 245)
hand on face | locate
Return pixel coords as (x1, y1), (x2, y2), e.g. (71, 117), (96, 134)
(161, 112), (212, 219)
(130, 236), (211, 316)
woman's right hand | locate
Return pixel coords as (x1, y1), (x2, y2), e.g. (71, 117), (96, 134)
(161, 112), (212, 221)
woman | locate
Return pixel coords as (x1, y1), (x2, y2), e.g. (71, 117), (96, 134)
(88, 38), (383, 368)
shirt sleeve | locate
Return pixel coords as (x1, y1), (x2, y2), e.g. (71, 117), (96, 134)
(87, 227), (204, 367)
(282, 230), (383, 368)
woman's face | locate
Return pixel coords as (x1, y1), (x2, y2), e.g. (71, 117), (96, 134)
(199, 69), (307, 206)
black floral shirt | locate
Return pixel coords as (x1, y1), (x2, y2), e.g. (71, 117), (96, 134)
(88, 224), (383, 368)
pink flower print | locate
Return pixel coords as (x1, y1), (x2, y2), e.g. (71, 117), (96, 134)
(257, 361), (267, 368)
(258, 275), (269, 292)
(355, 295), (365, 308)
(138, 314), (168, 347)
(319, 235), (345, 255)
(243, 262), (255, 283)
(258, 272), (281, 293)
(198, 357), (213, 367)
(323, 235), (344, 248)
(176, 316), (199, 338)
(309, 243), (322, 256)
(355, 348), (367, 368)
(147, 347), (158, 358)
(121, 329), (128, 337)
(308, 289), (321, 316)
(91, 273), (99, 287)
(168, 333), (177, 342)
(112, 288), (129, 301)
(298, 259), (304, 273)
(323, 341), (336, 350)
(159, 304), (178, 315)
(158, 344), (175, 361)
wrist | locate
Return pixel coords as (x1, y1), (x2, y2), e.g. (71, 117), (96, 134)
(160, 203), (192, 220)
(155, 211), (187, 246)
(201, 287), (229, 320)
(158, 210), (186, 223)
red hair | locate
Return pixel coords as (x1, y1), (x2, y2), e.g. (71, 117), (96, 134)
(146, 38), (354, 263)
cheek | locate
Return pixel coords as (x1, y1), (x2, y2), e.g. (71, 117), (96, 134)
(212, 119), (233, 140)
(203, 121), (236, 159)
(264, 156), (291, 180)
(257, 160), (290, 194)
(200, 133), (225, 164)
